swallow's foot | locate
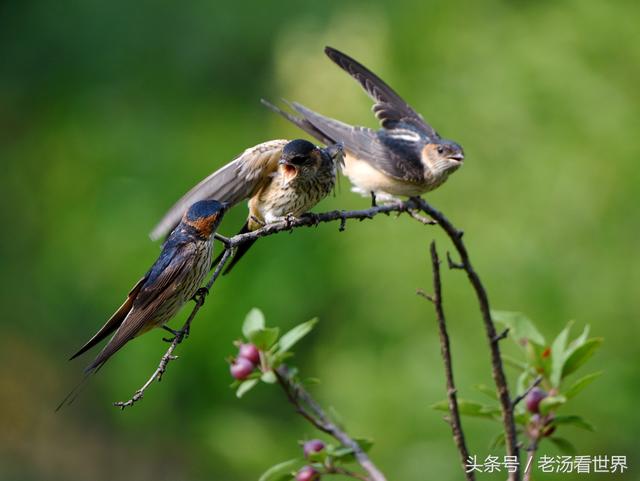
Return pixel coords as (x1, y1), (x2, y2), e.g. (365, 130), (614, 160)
(284, 213), (296, 230)
(192, 287), (209, 303)
(162, 325), (190, 343)
(250, 215), (266, 228)
(370, 191), (377, 207)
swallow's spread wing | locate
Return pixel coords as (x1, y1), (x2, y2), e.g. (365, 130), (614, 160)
(290, 102), (425, 183)
(324, 47), (439, 140)
(84, 242), (198, 372)
(150, 139), (288, 241)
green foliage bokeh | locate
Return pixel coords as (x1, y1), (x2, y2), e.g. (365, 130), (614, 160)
(1, 1), (638, 480)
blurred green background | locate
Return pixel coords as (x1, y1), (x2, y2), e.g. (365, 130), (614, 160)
(1, 0), (639, 480)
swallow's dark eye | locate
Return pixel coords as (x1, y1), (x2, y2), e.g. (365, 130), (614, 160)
(437, 146), (444, 154)
(291, 155), (307, 165)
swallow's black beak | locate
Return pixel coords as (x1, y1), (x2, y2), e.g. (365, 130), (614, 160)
(448, 153), (464, 162)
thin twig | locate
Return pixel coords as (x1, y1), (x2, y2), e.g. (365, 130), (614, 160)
(274, 365), (387, 481)
(113, 248), (234, 408)
(512, 376), (543, 408)
(412, 197), (520, 481)
(523, 438), (539, 481)
(423, 241), (474, 481)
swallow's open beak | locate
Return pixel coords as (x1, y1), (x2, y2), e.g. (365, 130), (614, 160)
(448, 153), (465, 163)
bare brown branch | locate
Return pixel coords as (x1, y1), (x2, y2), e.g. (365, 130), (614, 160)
(412, 197), (520, 480)
(422, 241), (474, 481)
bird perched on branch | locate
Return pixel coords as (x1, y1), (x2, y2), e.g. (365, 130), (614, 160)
(63, 200), (227, 392)
(262, 46), (464, 204)
(150, 139), (343, 274)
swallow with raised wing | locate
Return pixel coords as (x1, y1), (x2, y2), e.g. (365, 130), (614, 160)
(262, 46), (464, 204)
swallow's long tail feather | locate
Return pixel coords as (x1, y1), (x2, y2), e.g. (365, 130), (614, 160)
(69, 277), (146, 361)
(261, 99), (337, 146)
(211, 222), (255, 275)
(55, 372), (93, 412)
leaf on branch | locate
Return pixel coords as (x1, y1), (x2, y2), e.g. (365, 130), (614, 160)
(539, 395), (567, 415)
(243, 308), (266, 339)
(548, 437), (577, 455)
(561, 338), (603, 380)
(277, 318), (319, 354)
(550, 415), (595, 432)
(491, 310), (546, 346)
(564, 371), (603, 399)
(236, 378), (259, 398)
(550, 321), (573, 387)
(261, 370), (277, 384)
(258, 458), (304, 481)
(502, 354), (528, 371)
(473, 384), (498, 401)
(431, 399), (501, 419)
(249, 327), (280, 351)
(490, 431), (506, 448)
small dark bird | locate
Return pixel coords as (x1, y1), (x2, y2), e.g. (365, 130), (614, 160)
(70, 200), (227, 374)
(262, 46), (464, 203)
(150, 139), (343, 274)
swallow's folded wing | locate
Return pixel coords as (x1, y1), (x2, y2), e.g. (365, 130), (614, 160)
(83, 242), (198, 372)
(324, 46), (439, 141)
(290, 102), (424, 183)
(150, 139), (288, 241)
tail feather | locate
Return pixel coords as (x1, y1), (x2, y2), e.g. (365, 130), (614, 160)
(261, 99), (336, 146)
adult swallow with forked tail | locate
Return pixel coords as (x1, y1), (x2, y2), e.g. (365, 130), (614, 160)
(68, 200), (227, 377)
(262, 46), (464, 203)
(150, 139), (343, 274)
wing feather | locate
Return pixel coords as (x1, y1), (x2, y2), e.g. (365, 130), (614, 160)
(150, 140), (287, 240)
(324, 46), (439, 140)
(84, 242), (197, 372)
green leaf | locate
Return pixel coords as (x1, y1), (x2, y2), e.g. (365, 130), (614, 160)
(432, 399), (501, 419)
(516, 371), (531, 399)
(249, 327), (280, 350)
(242, 308), (265, 339)
(564, 371), (603, 399)
(473, 384), (498, 401)
(502, 355), (528, 371)
(353, 437), (374, 453)
(236, 378), (259, 398)
(539, 395), (567, 415)
(491, 310), (546, 346)
(261, 370), (277, 384)
(514, 412), (529, 425)
(278, 318), (318, 353)
(548, 437), (577, 455)
(551, 415), (595, 432)
(258, 458), (304, 481)
(489, 431), (506, 449)
(550, 322), (573, 387)
(567, 325), (590, 352)
(561, 338), (603, 379)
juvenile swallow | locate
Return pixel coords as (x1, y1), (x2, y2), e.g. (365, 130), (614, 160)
(150, 139), (343, 274)
(70, 200), (227, 374)
(262, 46), (464, 203)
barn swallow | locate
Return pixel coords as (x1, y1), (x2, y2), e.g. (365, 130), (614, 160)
(150, 139), (343, 274)
(262, 46), (464, 203)
(70, 200), (227, 375)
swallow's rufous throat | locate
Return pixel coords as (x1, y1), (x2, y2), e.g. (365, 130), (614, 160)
(150, 139), (343, 273)
(262, 46), (464, 204)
